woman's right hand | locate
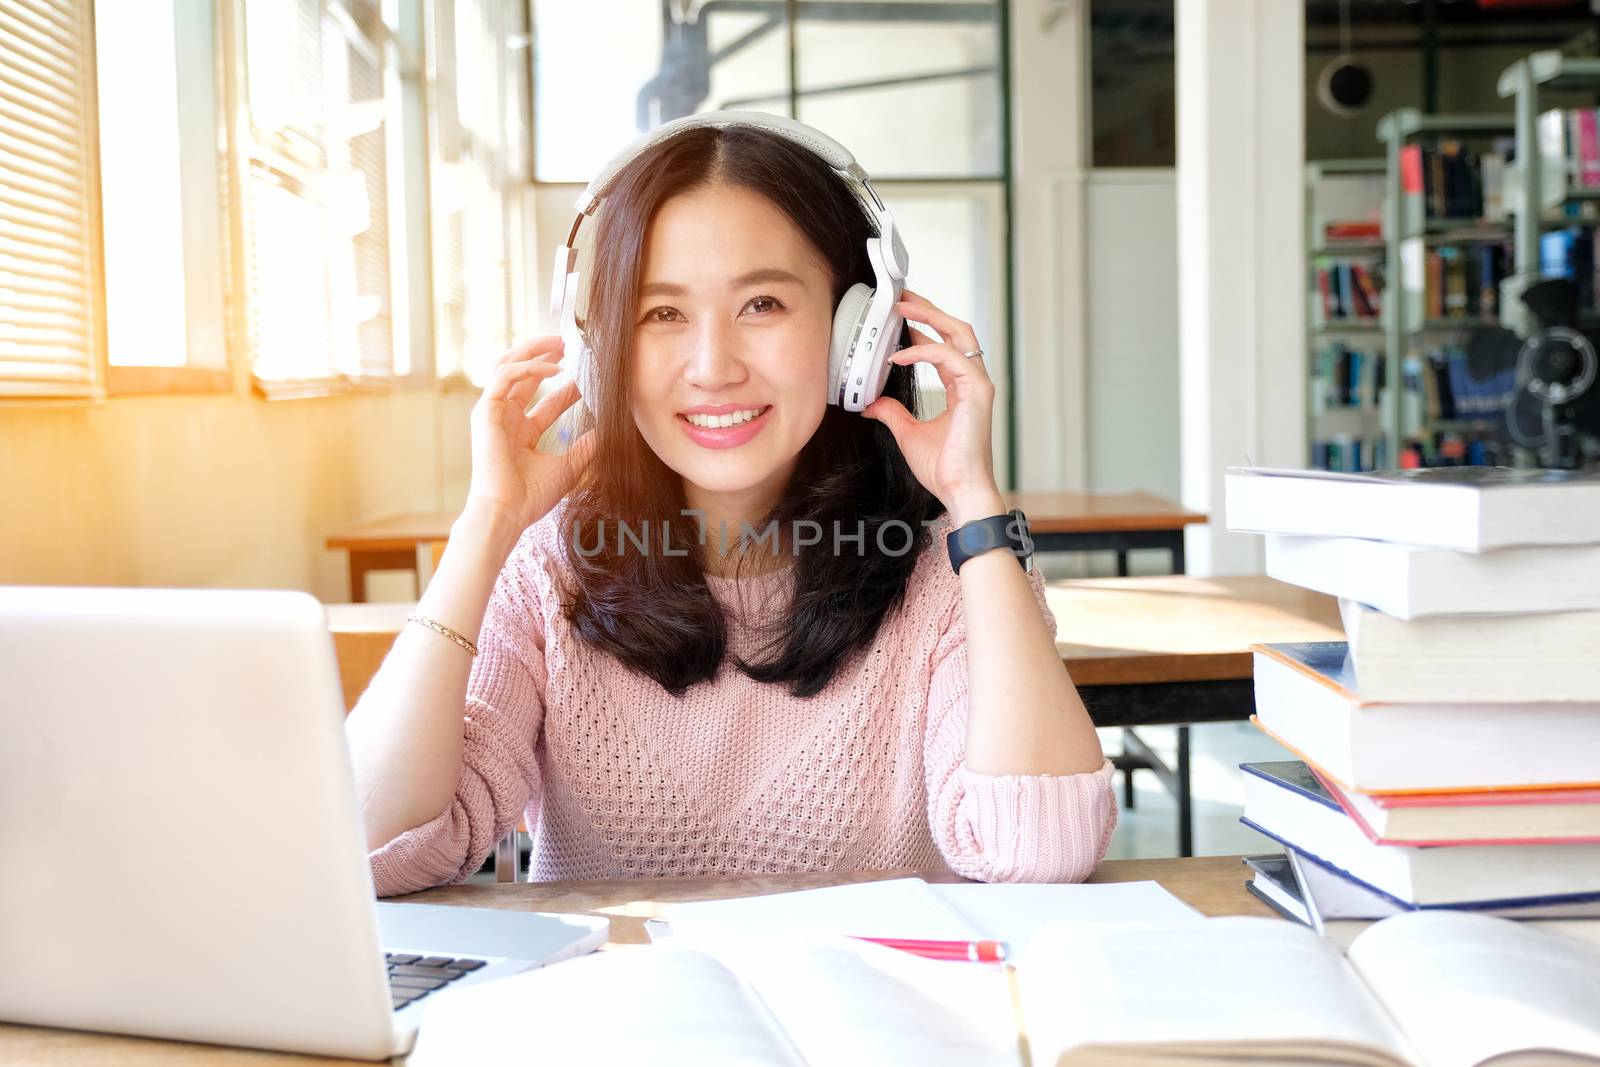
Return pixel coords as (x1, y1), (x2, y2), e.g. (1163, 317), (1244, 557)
(463, 336), (598, 543)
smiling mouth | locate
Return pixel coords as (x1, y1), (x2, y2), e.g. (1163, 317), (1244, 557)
(679, 406), (771, 429)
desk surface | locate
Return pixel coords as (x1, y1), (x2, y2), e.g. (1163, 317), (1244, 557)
(1049, 575), (1344, 687)
(1005, 490), (1207, 533)
(325, 491), (1207, 554)
(0, 857), (1270, 1065)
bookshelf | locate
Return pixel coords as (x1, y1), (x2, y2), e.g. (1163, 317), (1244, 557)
(1497, 51), (1600, 329)
(1298, 59), (1600, 472)
(1375, 109), (1516, 467)
(1305, 159), (1385, 472)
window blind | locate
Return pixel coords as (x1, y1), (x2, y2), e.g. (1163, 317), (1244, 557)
(0, 0), (101, 398)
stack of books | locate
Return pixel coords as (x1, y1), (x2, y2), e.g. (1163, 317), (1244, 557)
(1225, 466), (1600, 947)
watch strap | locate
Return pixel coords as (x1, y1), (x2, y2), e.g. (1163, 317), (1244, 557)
(947, 509), (1033, 575)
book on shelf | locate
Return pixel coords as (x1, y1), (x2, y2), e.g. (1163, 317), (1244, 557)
(1285, 848), (1600, 954)
(1339, 597), (1600, 703)
(1311, 344), (1384, 412)
(1314, 764), (1600, 847)
(1325, 220), (1383, 241)
(1397, 138), (1513, 224)
(409, 909), (1600, 1066)
(1537, 107), (1600, 202)
(1311, 437), (1385, 474)
(1250, 642), (1600, 794)
(1240, 761), (1600, 908)
(1263, 533), (1600, 619)
(1580, 109), (1600, 189)
(1415, 242), (1508, 322)
(1224, 465), (1600, 552)
(1316, 264), (1382, 323)
(1539, 225), (1600, 311)
(1541, 107), (1578, 192)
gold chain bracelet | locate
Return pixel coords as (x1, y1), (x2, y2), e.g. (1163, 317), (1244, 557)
(406, 614), (479, 657)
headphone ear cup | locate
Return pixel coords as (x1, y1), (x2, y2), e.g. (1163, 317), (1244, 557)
(573, 339), (598, 412)
(829, 283), (874, 407)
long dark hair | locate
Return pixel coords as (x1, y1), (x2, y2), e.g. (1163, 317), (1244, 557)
(561, 124), (941, 697)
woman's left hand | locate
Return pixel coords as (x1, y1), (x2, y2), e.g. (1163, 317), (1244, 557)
(862, 290), (1006, 525)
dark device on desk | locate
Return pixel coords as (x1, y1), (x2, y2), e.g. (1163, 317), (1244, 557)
(1464, 279), (1600, 469)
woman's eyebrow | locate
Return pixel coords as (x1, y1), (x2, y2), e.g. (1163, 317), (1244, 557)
(638, 268), (804, 299)
(729, 267), (804, 289)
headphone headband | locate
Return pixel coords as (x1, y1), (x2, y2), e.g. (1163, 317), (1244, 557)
(554, 111), (889, 311)
(576, 110), (865, 215)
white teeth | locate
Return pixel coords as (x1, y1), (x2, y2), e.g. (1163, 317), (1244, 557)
(684, 407), (764, 428)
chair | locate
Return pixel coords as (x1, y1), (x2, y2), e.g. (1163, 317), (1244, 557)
(329, 602), (524, 881)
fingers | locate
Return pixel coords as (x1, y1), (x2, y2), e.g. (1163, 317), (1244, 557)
(495, 335), (564, 369)
(486, 356), (563, 402)
(525, 378), (584, 441)
(890, 340), (992, 392)
(895, 296), (980, 354)
(861, 395), (917, 436)
(505, 376), (542, 414)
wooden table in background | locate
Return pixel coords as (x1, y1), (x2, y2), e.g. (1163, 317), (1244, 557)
(1049, 575), (1344, 856)
(325, 512), (455, 603)
(0, 857), (1274, 1066)
(323, 492), (1208, 603)
(1005, 490), (1207, 575)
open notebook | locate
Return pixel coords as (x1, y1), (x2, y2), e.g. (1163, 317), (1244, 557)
(408, 910), (1600, 1066)
(658, 876), (1202, 944)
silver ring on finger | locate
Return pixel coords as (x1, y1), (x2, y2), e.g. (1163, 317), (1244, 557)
(962, 348), (985, 360)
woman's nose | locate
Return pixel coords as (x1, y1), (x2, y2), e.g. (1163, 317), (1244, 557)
(681, 320), (748, 392)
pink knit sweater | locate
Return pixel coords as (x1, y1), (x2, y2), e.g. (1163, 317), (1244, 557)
(368, 510), (1118, 896)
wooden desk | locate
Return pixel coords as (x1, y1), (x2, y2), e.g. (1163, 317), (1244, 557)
(326, 513), (455, 603)
(1050, 575), (1344, 855)
(1004, 490), (1207, 575)
(325, 493), (1208, 603)
(0, 857), (1273, 1066)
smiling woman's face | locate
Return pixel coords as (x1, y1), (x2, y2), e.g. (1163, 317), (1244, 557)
(627, 181), (833, 509)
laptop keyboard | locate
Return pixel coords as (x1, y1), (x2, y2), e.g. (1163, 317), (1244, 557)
(385, 952), (487, 1011)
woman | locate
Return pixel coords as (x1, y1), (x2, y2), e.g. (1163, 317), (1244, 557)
(346, 118), (1115, 895)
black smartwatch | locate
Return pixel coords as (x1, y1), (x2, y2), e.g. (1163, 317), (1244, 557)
(947, 508), (1033, 574)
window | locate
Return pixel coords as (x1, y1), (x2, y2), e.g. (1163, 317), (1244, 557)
(0, 0), (102, 399)
(239, 0), (406, 394)
(427, 0), (533, 386)
(94, 0), (230, 393)
(526, 0), (1012, 432)
(1089, 0), (1174, 168)
(531, 0), (1002, 182)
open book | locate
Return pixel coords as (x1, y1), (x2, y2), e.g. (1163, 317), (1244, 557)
(407, 911), (1600, 1066)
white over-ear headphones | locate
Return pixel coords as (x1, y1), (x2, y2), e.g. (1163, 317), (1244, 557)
(549, 110), (911, 415)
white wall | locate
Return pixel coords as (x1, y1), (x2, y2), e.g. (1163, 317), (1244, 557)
(1084, 169), (1180, 500)
(1177, 0), (1306, 576)
(1009, 0), (1091, 492)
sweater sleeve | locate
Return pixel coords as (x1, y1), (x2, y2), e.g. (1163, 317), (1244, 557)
(367, 541), (551, 897)
(922, 561), (1118, 884)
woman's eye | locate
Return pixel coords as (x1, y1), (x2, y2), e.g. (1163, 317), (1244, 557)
(642, 306), (682, 324)
(743, 295), (783, 315)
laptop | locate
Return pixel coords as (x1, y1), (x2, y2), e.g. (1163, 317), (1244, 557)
(0, 586), (608, 1060)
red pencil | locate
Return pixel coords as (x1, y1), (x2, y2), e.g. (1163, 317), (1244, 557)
(851, 937), (1009, 963)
